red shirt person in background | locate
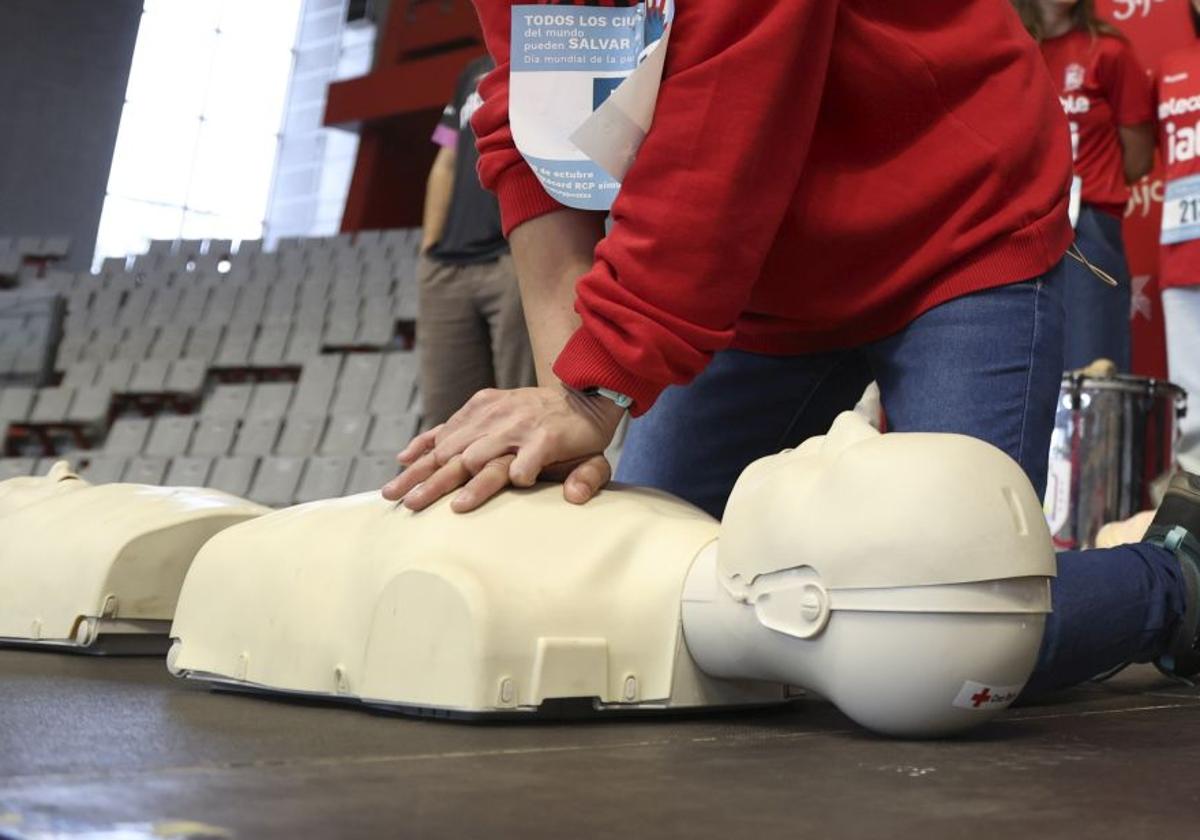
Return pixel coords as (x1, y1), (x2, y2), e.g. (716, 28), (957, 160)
(1155, 0), (1200, 473)
(1014, 0), (1155, 372)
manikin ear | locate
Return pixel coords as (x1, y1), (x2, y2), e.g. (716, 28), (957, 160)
(47, 460), (81, 483)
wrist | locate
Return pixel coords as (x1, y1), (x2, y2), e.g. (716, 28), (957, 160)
(563, 384), (628, 430)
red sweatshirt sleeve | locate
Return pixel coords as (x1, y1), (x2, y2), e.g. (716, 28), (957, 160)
(471, 1), (839, 414)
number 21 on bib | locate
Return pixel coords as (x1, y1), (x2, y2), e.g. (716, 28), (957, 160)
(1161, 174), (1200, 245)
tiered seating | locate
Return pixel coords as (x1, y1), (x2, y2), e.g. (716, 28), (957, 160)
(0, 235), (70, 288)
(0, 289), (65, 385)
(0, 230), (425, 506)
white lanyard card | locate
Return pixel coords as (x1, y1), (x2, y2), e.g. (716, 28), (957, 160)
(509, 1), (674, 211)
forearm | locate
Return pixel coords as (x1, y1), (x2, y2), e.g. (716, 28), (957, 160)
(1120, 123), (1155, 184)
(508, 208), (607, 385)
(421, 153), (456, 252)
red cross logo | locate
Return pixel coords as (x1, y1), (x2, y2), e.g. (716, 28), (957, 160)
(971, 687), (992, 708)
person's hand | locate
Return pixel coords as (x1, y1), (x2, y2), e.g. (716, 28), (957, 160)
(381, 385), (626, 512)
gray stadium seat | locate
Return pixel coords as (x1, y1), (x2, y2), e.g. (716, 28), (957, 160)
(145, 416), (197, 457)
(81, 331), (119, 363)
(0, 386), (35, 422)
(275, 413), (326, 457)
(38, 236), (71, 259)
(214, 327), (256, 368)
(66, 386), (113, 425)
(294, 455), (353, 503)
(146, 287), (183, 326)
(299, 277), (332, 304)
(345, 455), (398, 495)
(322, 314), (358, 346)
(354, 230), (382, 248)
(29, 387), (75, 424)
(87, 289), (123, 328)
(233, 416), (282, 456)
(61, 361), (99, 389)
(284, 327), (322, 365)
(250, 325), (291, 366)
(117, 287), (154, 328)
(208, 456), (258, 498)
(292, 356), (341, 414)
(204, 285), (240, 325)
(150, 325), (190, 360)
(357, 305), (395, 347)
(115, 326), (159, 360)
(0, 458), (35, 481)
(320, 414), (371, 455)
(249, 456), (305, 506)
(185, 324), (223, 362)
(124, 456), (169, 485)
(77, 454), (127, 484)
(370, 353), (418, 414)
(202, 383), (254, 418)
(165, 455), (214, 487)
(365, 412), (420, 455)
(166, 358), (207, 394)
(104, 417), (152, 455)
(190, 417), (239, 457)
(237, 239), (263, 257)
(361, 274), (393, 298)
(247, 382), (294, 418)
(177, 284), (212, 322)
(230, 286), (267, 327)
(96, 359), (136, 391)
(330, 354), (381, 414)
(128, 359), (170, 394)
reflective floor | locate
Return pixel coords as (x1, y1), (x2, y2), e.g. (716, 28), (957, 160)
(1, 650), (1198, 839)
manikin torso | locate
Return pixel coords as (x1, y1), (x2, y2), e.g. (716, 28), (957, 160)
(1, 408), (1056, 735)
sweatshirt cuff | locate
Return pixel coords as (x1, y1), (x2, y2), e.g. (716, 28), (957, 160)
(493, 162), (566, 237)
(553, 327), (666, 417)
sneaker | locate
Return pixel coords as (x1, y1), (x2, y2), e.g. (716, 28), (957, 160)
(1145, 471), (1200, 678)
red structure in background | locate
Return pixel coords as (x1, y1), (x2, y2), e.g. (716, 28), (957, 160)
(326, 1), (487, 231)
(1098, 0), (1196, 378)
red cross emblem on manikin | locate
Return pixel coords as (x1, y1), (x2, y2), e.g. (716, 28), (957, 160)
(971, 687), (992, 708)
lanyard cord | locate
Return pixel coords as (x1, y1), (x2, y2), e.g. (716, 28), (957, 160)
(1065, 242), (1119, 287)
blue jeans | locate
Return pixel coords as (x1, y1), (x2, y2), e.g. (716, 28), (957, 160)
(1063, 205), (1133, 372)
(616, 259), (1187, 694)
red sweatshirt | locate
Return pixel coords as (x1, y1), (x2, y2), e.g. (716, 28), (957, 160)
(472, 0), (1075, 415)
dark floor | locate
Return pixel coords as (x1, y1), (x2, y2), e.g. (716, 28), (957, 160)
(0, 650), (1198, 839)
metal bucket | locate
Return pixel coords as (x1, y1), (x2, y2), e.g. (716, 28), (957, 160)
(1044, 373), (1187, 550)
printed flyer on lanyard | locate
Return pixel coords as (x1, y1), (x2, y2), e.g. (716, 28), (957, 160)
(509, 0), (675, 211)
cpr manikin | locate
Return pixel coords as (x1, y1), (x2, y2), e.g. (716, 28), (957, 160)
(0, 462), (267, 652)
(168, 403), (1055, 737)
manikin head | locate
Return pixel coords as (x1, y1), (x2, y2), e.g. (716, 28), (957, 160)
(682, 407), (1056, 737)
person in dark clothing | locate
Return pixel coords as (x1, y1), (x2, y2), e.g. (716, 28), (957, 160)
(417, 54), (534, 430)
